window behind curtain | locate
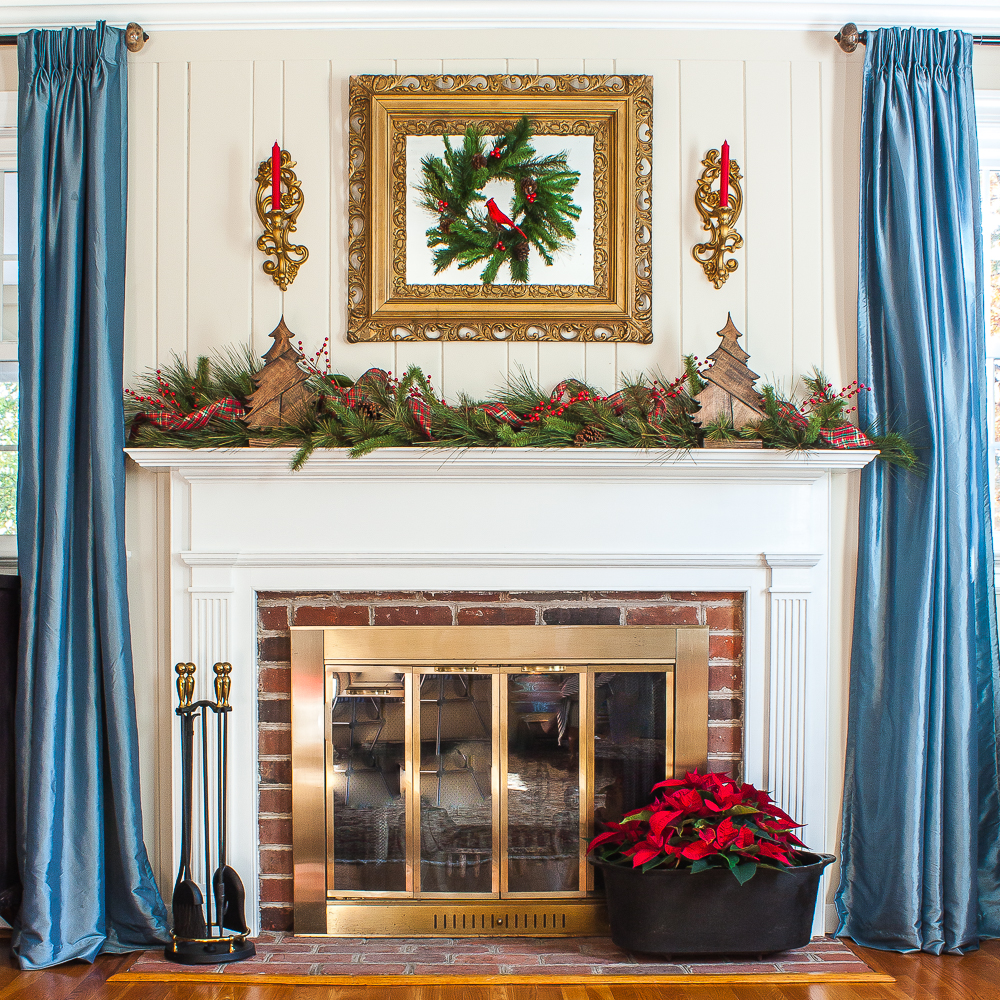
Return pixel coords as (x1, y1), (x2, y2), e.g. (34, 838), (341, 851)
(0, 93), (15, 544)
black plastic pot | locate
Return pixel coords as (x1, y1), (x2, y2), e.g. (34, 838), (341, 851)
(590, 851), (835, 956)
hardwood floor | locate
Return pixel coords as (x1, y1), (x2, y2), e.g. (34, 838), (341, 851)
(2, 936), (998, 999)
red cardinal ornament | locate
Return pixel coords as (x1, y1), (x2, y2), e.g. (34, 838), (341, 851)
(485, 198), (526, 239)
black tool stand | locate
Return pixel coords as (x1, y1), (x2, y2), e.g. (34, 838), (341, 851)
(166, 662), (256, 965)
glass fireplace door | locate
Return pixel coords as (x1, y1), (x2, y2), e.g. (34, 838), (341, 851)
(414, 667), (497, 896)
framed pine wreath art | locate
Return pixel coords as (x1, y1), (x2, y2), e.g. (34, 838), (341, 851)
(347, 74), (653, 344)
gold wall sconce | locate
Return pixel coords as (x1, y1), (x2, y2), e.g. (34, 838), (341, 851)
(256, 145), (309, 290)
(692, 147), (743, 289)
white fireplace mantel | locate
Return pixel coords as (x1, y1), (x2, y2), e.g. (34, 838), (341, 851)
(126, 445), (876, 936)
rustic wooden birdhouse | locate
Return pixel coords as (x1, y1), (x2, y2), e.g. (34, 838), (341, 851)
(245, 317), (317, 430)
(694, 314), (766, 431)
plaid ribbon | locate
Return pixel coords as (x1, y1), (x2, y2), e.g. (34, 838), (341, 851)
(407, 395), (433, 436)
(141, 397), (246, 431)
(604, 390), (628, 415)
(340, 368), (389, 408)
(549, 379), (589, 405)
(480, 402), (523, 428)
(778, 401), (808, 430)
(820, 424), (874, 449)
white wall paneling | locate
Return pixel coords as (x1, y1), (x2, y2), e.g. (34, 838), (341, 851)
(113, 27), (946, 928)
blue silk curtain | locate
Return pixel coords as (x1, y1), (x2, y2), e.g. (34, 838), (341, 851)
(14, 24), (168, 968)
(836, 28), (1000, 954)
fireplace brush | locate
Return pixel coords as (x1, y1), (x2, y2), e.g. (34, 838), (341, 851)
(165, 662), (255, 965)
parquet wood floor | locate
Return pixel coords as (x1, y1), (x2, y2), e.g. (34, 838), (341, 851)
(2, 934), (999, 999)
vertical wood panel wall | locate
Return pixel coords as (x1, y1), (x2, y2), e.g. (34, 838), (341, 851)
(124, 30), (863, 400)
(121, 28), (865, 902)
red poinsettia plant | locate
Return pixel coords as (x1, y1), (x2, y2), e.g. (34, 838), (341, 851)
(587, 770), (806, 885)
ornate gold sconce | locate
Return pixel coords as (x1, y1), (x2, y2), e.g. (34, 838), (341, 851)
(692, 148), (743, 289)
(255, 148), (309, 290)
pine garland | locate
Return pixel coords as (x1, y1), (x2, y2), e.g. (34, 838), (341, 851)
(124, 350), (918, 471)
(417, 116), (581, 284)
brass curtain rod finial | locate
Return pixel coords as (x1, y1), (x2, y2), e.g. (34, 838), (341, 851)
(124, 23), (148, 52)
(834, 23), (866, 53)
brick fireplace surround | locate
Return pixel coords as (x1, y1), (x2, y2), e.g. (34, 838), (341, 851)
(256, 589), (744, 931)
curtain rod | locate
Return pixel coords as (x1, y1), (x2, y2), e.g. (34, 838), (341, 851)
(0, 23), (147, 51)
(836, 22), (1000, 52)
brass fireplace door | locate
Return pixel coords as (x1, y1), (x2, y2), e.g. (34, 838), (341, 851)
(290, 625), (708, 936)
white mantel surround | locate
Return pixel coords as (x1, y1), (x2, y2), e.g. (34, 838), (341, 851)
(126, 445), (876, 937)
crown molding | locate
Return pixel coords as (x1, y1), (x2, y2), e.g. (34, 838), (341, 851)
(1, 2), (1000, 33)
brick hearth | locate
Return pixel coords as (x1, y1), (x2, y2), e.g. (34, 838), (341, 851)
(255, 590), (745, 931)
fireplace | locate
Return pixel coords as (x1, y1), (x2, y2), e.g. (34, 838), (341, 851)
(290, 624), (708, 935)
(125, 445), (877, 938)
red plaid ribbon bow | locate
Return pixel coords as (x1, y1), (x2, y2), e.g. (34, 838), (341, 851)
(778, 401), (808, 430)
(480, 403), (523, 428)
(819, 424), (874, 449)
(339, 368), (389, 407)
(140, 397), (246, 431)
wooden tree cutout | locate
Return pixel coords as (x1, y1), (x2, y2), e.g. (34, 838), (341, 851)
(694, 314), (766, 431)
(245, 317), (316, 430)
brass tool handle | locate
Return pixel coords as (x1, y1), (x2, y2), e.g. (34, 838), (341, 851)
(175, 662), (196, 708)
(214, 662), (232, 708)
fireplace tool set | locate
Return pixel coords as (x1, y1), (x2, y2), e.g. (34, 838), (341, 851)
(166, 661), (255, 964)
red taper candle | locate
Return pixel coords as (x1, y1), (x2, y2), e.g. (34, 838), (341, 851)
(271, 141), (280, 211)
(720, 140), (730, 209)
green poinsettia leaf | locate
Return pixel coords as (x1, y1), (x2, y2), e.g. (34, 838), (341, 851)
(689, 859), (713, 874)
(733, 862), (757, 885)
(730, 805), (760, 815)
(620, 810), (653, 825)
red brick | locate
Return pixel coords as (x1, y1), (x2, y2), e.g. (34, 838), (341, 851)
(457, 606), (537, 625)
(542, 607), (620, 625)
(510, 592), (589, 602)
(708, 697), (742, 721)
(709, 634), (744, 661)
(679, 591), (744, 602)
(593, 592), (668, 601)
(709, 662), (743, 692)
(259, 816), (292, 847)
(708, 725), (743, 754)
(427, 591), (505, 602)
(259, 786), (292, 815)
(706, 602), (742, 630)
(260, 876), (293, 904)
(338, 964), (411, 974)
(707, 758), (742, 780)
(260, 905), (293, 931)
(601, 964), (687, 975)
(258, 698), (291, 724)
(258, 605), (290, 630)
(256, 592), (292, 602)
(294, 605), (369, 626)
(626, 605), (699, 626)
(339, 591), (419, 601)
(259, 665), (291, 695)
(259, 636), (291, 662)
(679, 963), (779, 974)
(374, 605), (453, 626)
(260, 848), (293, 876)
(258, 727), (292, 757)
(260, 759), (292, 785)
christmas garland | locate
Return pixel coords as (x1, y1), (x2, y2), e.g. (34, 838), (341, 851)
(124, 345), (918, 473)
(417, 116), (581, 284)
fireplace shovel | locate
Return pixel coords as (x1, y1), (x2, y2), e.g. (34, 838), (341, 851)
(212, 664), (249, 934)
(173, 695), (207, 939)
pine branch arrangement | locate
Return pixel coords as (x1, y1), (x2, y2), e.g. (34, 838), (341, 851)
(124, 350), (917, 471)
(417, 116), (581, 284)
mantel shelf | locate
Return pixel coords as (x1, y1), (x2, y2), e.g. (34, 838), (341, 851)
(125, 446), (877, 483)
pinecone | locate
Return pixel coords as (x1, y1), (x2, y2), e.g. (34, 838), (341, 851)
(471, 153), (487, 170)
(439, 216), (453, 234)
(511, 240), (529, 262)
(573, 424), (606, 447)
(355, 397), (380, 421)
(520, 177), (538, 197)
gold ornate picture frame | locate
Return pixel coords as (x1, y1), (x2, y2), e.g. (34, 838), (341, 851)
(347, 74), (653, 344)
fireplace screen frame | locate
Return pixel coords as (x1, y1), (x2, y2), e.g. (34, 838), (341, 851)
(290, 625), (708, 936)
